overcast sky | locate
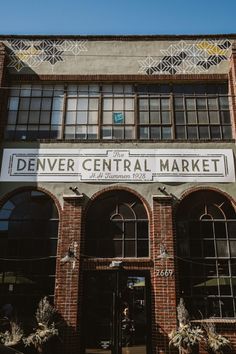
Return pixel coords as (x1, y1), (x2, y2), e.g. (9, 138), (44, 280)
(0, 0), (235, 35)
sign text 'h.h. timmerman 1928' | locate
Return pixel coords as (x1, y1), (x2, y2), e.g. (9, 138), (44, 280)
(0, 149), (235, 182)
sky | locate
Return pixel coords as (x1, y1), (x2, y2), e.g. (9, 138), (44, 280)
(0, 0), (235, 35)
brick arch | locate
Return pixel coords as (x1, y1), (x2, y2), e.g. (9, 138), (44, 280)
(0, 186), (62, 220)
(83, 185), (152, 221)
(175, 186), (236, 216)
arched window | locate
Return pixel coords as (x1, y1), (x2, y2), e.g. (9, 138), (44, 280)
(0, 190), (59, 315)
(85, 191), (149, 258)
(177, 190), (236, 318)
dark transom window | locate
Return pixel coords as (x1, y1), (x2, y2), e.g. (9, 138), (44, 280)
(177, 190), (236, 318)
(0, 190), (59, 315)
(85, 191), (149, 258)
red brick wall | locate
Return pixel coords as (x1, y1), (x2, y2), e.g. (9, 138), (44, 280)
(0, 42), (8, 140)
(54, 194), (84, 354)
(228, 40), (236, 138)
(151, 195), (177, 354)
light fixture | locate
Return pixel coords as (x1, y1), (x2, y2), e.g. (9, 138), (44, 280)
(60, 246), (78, 264)
(156, 243), (169, 259)
(69, 186), (80, 195)
(109, 260), (123, 268)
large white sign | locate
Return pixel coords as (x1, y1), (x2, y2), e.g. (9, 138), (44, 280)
(0, 149), (235, 182)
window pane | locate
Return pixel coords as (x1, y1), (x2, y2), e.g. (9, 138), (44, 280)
(9, 97), (19, 110)
(175, 126), (186, 139)
(222, 126), (232, 139)
(41, 98), (52, 110)
(28, 111), (40, 124)
(125, 127), (135, 139)
(88, 111), (98, 124)
(103, 98), (112, 110)
(88, 125), (98, 139)
(103, 112), (112, 124)
(40, 111), (51, 124)
(8, 111), (18, 124)
(53, 97), (63, 110)
(219, 96), (229, 109)
(208, 98), (218, 109)
(150, 99), (160, 110)
(51, 111), (62, 125)
(78, 98), (88, 110)
(67, 98), (77, 111)
(210, 126), (221, 139)
(124, 241), (135, 257)
(139, 127), (149, 139)
(113, 127), (124, 139)
(198, 111), (208, 124)
(150, 112), (160, 124)
(102, 126), (112, 139)
(77, 112), (87, 124)
(64, 126), (75, 139)
(161, 111), (171, 124)
(139, 112), (149, 124)
(175, 112), (185, 124)
(76, 125), (87, 139)
(66, 111), (76, 124)
(18, 111), (28, 124)
(187, 126), (198, 139)
(216, 241), (229, 257)
(228, 221), (236, 238)
(89, 98), (99, 110)
(209, 111), (220, 124)
(114, 99), (124, 110)
(230, 241), (236, 257)
(199, 126), (209, 139)
(161, 98), (170, 110)
(139, 99), (149, 110)
(162, 127), (172, 139)
(30, 98), (41, 110)
(221, 111), (231, 124)
(125, 98), (134, 110)
(197, 98), (207, 109)
(125, 112), (134, 124)
(186, 98), (195, 110)
(19, 98), (30, 110)
(150, 127), (161, 139)
(187, 111), (197, 124)
(174, 98), (184, 110)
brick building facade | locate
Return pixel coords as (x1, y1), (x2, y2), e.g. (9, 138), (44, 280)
(0, 35), (236, 354)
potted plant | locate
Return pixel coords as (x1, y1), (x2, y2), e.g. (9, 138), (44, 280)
(203, 322), (231, 354)
(0, 320), (24, 350)
(169, 299), (204, 354)
(23, 297), (59, 354)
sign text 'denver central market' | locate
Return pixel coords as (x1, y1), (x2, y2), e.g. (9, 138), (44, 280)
(0, 149), (234, 182)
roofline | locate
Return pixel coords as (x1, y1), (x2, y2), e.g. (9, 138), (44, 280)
(0, 34), (236, 41)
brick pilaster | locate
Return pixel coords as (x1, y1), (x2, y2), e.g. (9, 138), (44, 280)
(151, 195), (177, 354)
(228, 40), (236, 139)
(0, 42), (8, 141)
(54, 194), (84, 354)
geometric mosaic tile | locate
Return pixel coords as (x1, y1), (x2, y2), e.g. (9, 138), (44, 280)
(5, 39), (88, 71)
(139, 39), (232, 75)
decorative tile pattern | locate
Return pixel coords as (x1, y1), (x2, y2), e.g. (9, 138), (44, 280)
(6, 39), (87, 71)
(138, 40), (232, 75)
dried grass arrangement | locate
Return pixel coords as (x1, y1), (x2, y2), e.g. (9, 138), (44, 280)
(0, 320), (24, 347)
(203, 322), (231, 354)
(23, 297), (59, 353)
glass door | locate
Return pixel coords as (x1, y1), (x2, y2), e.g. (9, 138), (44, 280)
(83, 271), (148, 354)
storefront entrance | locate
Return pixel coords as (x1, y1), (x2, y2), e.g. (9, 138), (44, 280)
(83, 271), (149, 354)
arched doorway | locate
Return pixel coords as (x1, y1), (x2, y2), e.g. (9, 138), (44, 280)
(83, 190), (150, 354)
(176, 189), (236, 318)
(0, 189), (59, 318)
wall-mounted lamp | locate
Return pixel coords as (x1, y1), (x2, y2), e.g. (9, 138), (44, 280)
(60, 243), (78, 264)
(156, 243), (169, 260)
(69, 186), (80, 195)
(109, 260), (123, 269)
